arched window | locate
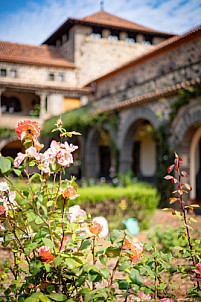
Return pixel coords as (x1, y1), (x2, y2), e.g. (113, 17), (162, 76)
(1, 96), (21, 113)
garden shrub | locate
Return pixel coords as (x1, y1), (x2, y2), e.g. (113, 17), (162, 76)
(0, 119), (201, 301)
(73, 184), (160, 230)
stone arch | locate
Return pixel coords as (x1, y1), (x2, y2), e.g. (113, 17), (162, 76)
(118, 107), (159, 175)
(85, 127), (115, 178)
(170, 98), (201, 145)
(190, 127), (201, 200)
(170, 98), (201, 202)
(118, 106), (161, 148)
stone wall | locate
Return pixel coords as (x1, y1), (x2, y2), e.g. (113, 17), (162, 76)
(93, 36), (201, 108)
(0, 62), (77, 88)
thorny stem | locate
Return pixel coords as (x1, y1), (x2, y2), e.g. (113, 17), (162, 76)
(3, 175), (25, 200)
(154, 256), (158, 302)
(92, 236), (96, 290)
(25, 166), (36, 203)
(108, 233), (126, 287)
(177, 166), (200, 289)
(7, 218), (30, 264)
(48, 170), (62, 222)
(178, 169), (196, 266)
(58, 199), (68, 292)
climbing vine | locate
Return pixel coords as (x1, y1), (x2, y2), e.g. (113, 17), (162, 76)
(41, 106), (119, 138)
(169, 85), (201, 122)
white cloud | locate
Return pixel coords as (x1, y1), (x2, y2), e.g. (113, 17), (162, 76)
(0, 0), (200, 45)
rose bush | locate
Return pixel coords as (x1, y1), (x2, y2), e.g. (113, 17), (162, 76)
(0, 119), (200, 301)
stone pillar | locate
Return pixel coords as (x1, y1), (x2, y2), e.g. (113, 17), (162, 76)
(119, 31), (128, 41)
(102, 29), (111, 38)
(152, 37), (165, 45)
(80, 95), (88, 106)
(136, 34), (145, 43)
(38, 92), (46, 120)
(0, 89), (5, 117)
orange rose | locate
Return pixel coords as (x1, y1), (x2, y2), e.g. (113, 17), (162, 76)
(88, 221), (103, 235)
(123, 237), (143, 263)
(61, 186), (80, 200)
(38, 245), (52, 259)
(34, 139), (44, 151)
(38, 245), (55, 266)
(15, 120), (40, 140)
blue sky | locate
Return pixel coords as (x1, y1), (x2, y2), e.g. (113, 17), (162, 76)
(0, 0), (200, 45)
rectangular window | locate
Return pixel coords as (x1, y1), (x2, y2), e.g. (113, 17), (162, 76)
(58, 73), (64, 82)
(0, 69), (6, 77)
(10, 69), (17, 78)
(49, 73), (54, 81)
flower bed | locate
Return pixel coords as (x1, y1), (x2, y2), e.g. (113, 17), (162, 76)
(0, 119), (200, 301)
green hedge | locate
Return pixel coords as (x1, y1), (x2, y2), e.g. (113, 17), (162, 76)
(70, 183), (160, 230)
(13, 181), (160, 231)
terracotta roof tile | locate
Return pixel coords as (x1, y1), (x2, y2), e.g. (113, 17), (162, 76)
(0, 81), (91, 94)
(0, 41), (75, 69)
(76, 10), (172, 35)
(93, 77), (201, 114)
(44, 10), (174, 45)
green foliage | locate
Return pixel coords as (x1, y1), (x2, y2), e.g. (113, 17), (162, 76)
(148, 225), (190, 257)
(0, 120), (201, 301)
(169, 85), (201, 122)
(0, 128), (16, 140)
(73, 183), (160, 230)
(41, 106), (119, 138)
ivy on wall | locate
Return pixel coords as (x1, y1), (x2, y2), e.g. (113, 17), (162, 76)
(41, 106), (119, 138)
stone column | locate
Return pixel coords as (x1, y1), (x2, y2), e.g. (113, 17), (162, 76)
(119, 31), (128, 41)
(102, 29), (110, 38)
(37, 92), (47, 120)
(0, 89), (5, 117)
(136, 34), (145, 43)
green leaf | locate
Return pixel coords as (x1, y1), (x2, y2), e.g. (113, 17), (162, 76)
(105, 246), (121, 258)
(119, 262), (130, 271)
(0, 156), (11, 173)
(42, 238), (54, 249)
(54, 256), (62, 268)
(66, 131), (81, 137)
(27, 211), (36, 222)
(80, 239), (91, 250)
(29, 261), (42, 276)
(30, 173), (41, 182)
(13, 168), (21, 176)
(110, 230), (123, 244)
(23, 190), (30, 198)
(35, 216), (44, 225)
(29, 161), (36, 167)
(100, 268), (110, 280)
(48, 293), (67, 301)
(118, 280), (129, 290)
(25, 242), (38, 255)
(40, 296), (51, 302)
(34, 228), (49, 240)
(83, 264), (99, 273)
(99, 255), (107, 265)
(65, 258), (78, 269)
(75, 276), (85, 287)
(158, 283), (167, 290)
(130, 268), (143, 285)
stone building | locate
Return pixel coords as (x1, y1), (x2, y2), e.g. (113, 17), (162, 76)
(0, 9), (201, 202)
